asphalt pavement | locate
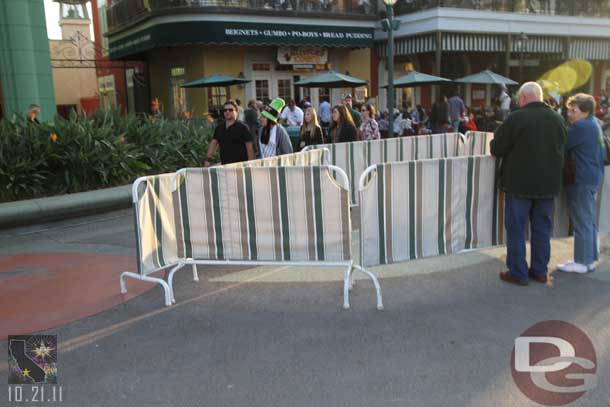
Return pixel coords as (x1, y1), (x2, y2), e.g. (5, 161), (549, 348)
(0, 209), (609, 407)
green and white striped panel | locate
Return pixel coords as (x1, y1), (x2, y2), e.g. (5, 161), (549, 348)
(134, 173), (182, 275)
(224, 148), (329, 169)
(311, 133), (464, 204)
(360, 156), (497, 267)
(463, 131), (494, 156)
(179, 166), (351, 262)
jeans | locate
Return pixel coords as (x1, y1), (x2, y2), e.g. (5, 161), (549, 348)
(505, 195), (554, 281)
(567, 184), (599, 265)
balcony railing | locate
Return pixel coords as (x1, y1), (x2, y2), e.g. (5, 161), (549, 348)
(394, 0), (610, 18)
(107, 0), (379, 33)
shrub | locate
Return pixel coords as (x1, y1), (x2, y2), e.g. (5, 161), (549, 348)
(0, 111), (213, 202)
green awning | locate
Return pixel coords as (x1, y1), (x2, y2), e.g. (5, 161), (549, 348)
(181, 75), (251, 88)
(294, 71), (367, 88)
(454, 70), (518, 85)
(109, 21), (374, 59)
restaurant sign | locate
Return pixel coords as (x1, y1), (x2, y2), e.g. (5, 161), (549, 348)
(277, 47), (328, 65)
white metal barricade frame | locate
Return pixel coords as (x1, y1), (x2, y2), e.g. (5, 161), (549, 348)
(120, 165), (383, 310)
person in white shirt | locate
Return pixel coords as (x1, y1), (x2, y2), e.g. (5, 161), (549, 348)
(499, 86), (511, 120)
(279, 99), (304, 127)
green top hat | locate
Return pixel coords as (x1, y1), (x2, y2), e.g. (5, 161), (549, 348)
(261, 97), (285, 123)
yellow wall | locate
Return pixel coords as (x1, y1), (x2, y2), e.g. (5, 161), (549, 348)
(148, 46), (247, 118)
(202, 46), (247, 108)
(335, 48), (371, 101)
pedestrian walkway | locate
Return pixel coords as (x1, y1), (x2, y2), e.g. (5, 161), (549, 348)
(0, 210), (609, 406)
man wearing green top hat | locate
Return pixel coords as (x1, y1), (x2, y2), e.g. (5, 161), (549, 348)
(258, 98), (293, 158)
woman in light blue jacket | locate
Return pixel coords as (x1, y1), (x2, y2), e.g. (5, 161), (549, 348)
(557, 93), (606, 274)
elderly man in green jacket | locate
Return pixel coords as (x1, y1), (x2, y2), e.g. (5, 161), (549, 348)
(491, 82), (567, 286)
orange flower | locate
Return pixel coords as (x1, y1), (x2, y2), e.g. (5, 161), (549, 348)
(50, 133), (58, 142)
(151, 97), (160, 113)
(148, 115), (156, 122)
(184, 111), (191, 119)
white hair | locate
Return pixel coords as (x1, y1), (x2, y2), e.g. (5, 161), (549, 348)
(518, 82), (543, 102)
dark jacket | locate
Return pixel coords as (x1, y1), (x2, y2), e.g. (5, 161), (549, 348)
(490, 101), (567, 198)
(332, 123), (358, 143)
(299, 125), (324, 147)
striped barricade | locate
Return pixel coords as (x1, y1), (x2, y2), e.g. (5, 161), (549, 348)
(304, 133), (466, 205)
(224, 148), (330, 168)
(359, 156), (500, 267)
(121, 166), (383, 310)
(463, 131), (494, 156)
(358, 156), (609, 268)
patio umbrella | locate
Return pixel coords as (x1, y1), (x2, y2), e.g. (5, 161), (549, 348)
(381, 71), (452, 88)
(181, 74), (251, 88)
(294, 71), (367, 88)
(453, 70), (518, 85)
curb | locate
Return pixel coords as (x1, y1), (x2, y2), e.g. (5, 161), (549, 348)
(0, 185), (132, 229)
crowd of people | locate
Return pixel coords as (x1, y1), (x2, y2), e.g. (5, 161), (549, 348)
(205, 82), (609, 285)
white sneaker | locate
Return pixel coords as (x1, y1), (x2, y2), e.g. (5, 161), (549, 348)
(588, 263), (596, 272)
(557, 262), (589, 274)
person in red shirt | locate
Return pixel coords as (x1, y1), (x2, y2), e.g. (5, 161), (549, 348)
(460, 107), (478, 132)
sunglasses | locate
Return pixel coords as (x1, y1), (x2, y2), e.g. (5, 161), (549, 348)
(223, 108), (235, 112)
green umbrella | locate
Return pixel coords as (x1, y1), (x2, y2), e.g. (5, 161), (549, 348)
(454, 70), (518, 85)
(181, 74), (251, 88)
(381, 71), (452, 88)
(294, 71), (367, 88)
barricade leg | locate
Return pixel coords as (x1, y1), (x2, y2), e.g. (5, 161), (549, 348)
(343, 263), (353, 310)
(167, 263), (188, 304)
(352, 265), (384, 310)
(192, 264), (199, 282)
(120, 271), (172, 307)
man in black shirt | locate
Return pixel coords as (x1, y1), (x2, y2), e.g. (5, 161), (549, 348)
(204, 100), (255, 166)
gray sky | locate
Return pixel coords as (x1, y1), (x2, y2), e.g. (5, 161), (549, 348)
(44, 0), (95, 40)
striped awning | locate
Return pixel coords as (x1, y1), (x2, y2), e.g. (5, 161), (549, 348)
(442, 33), (506, 52)
(569, 39), (610, 60)
(377, 33), (565, 57)
(376, 34), (436, 58)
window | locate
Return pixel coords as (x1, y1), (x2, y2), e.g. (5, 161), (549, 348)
(252, 63), (271, 71)
(171, 67), (185, 77)
(208, 87), (228, 111)
(277, 79), (292, 102)
(98, 75), (117, 110)
(318, 87), (330, 100)
(255, 80), (270, 104)
(169, 67), (187, 117)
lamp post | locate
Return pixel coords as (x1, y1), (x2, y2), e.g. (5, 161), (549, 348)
(382, 0), (399, 135)
(516, 32), (528, 84)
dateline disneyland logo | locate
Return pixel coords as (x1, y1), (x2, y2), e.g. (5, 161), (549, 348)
(511, 320), (597, 406)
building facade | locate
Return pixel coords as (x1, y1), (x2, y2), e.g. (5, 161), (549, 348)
(105, 0), (378, 118)
(375, 0), (610, 111)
